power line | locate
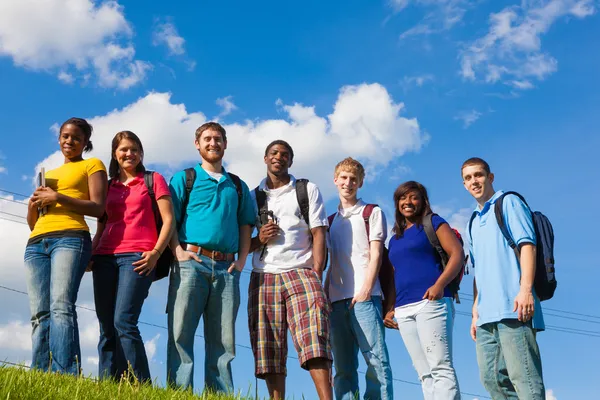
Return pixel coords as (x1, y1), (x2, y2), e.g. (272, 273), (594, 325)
(0, 284), (491, 398)
(459, 291), (600, 321)
(0, 210), (96, 235)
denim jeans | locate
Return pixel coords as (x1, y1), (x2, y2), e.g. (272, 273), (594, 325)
(166, 254), (240, 392)
(330, 296), (393, 400)
(23, 235), (91, 374)
(92, 253), (154, 382)
(395, 298), (460, 400)
(476, 320), (545, 400)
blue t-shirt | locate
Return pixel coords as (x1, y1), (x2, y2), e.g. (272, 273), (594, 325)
(388, 214), (451, 307)
(466, 190), (545, 331)
(169, 163), (255, 253)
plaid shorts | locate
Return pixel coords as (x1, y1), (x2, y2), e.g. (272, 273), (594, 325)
(248, 268), (332, 378)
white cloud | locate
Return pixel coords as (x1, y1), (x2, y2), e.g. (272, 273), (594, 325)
(392, 1), (473, 39)
(0, 167), (6, 174)
(86, 356), (99, 366)
(32, 83), (427, 201)
(546, 389), (558, 400)
(0, 0), (150, 89)
(0, 321), (31, 351)
(454, 109), (482, 128)
(216, 96), (238, 117)
(144, 334), (160, 363)
(57, 71), (75, 84)
(402, 74), (434, 89)
(152, 20), (186, 56)
(460, 0), (595, 87)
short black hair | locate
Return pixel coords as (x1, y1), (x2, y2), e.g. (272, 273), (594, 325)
(265, 140), (294, 161)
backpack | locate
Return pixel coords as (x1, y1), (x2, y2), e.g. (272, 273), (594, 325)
(327, 204), (396, 323)
(422, 213), (466, 304)
(179, 167), (243, 230)
(468, 191), (557, 301)
(254, 178), (310, 227)
(143, 171), (175, 281)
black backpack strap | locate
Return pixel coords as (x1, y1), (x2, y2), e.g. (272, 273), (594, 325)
(494, 191), (528, 250)
(143, 171), (160, 225)
(327, 213), (336, 232)
(295, 178), (310, 227)
(423, 213), (448, 267)
(181, 167), (196, 213)
(227, 172), (243, 211)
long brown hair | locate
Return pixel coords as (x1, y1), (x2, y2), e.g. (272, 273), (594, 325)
(108, 131), (146, 179)
(392, 180), (433, 238)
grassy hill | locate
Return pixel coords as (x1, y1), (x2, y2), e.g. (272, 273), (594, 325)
(0, 365), (253, 400)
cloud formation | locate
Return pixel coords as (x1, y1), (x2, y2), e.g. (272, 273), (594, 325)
(0, 0), (150, 89)
(152, 20), (186, 56)
(460, 0), (595, 87)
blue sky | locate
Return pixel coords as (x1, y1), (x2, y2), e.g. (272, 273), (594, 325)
(0, 0), (599, 398)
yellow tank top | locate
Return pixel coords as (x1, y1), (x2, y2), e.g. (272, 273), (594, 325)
(30, 158), (106, 238)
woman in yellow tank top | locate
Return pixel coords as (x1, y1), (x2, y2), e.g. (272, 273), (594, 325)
(24, 117), (108, 375)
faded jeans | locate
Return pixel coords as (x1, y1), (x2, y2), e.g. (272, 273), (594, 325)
(476, 320), (545, 400)
(330, 296), (394, 400)
(395, 298), (460, 400)
(92, 253), (154, 382)
(24, 235), (91, 374)
(166, 254), (240, 392)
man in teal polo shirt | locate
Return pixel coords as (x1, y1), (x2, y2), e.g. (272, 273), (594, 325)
(167, 122), (255, 392)
(462, 157), (545, 400)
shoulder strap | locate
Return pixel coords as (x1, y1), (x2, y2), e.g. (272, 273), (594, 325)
(255, 187), (268, 214)
(295, 178), (310, 227)
(494, 191), (528, 250)
(327, 213), (337, 232)
(423, 213), (446, 267)
(227, 172), (243, 211)
(181, 167), (196, 213)
(362, 204), (377, 239)
(143, 171), (160, 225)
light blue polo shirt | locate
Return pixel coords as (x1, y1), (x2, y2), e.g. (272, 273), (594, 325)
(169, 163), (255, 254)
(466, 190), (545, 331)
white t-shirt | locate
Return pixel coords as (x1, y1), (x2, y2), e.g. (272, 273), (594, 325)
(251, 175), (328, 273)
(205, 170), (224, 182)
(327, 200), (387, 303)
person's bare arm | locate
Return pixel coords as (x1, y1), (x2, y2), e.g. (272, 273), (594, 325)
(26, 196), (40, 231)
(423, 223), (465, 300)
(351, 240), (383, 306)
(513, 243), (536, 322)
(133, 196), (176, 275)
(311, 226), (327, 280)
(470, 278), (478, 341)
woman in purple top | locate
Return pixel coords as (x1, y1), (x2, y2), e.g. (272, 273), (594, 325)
(387, 181), (464, 400)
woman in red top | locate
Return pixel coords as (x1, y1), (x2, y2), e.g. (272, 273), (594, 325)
(91, 131), (174, 381)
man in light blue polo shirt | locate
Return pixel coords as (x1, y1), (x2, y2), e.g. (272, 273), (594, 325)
(167, 122), (255, 392)
(462, 157), (545, 400)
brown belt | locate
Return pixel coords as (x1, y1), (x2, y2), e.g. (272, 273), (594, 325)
(182, 243), (235, 262)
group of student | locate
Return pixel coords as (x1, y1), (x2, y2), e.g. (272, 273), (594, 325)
(23, 117), (547, 400)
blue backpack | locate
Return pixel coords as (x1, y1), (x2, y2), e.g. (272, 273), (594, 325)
(469, 191), (557, 301)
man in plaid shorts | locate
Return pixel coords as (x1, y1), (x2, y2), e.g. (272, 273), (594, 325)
(249, 139), (332, 400)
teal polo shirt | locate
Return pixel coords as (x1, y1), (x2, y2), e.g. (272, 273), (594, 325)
(169, 163), (255, 253)
(466, 190), (545, 331)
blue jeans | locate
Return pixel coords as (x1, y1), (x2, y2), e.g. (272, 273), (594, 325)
(330, 296), (393, 400)
(92, 253), (154, 382)
(476, 320), (545, 400)
(166, 255), (240, 392)
(23, 235), (91, 374)
(395, 298), (460, 400)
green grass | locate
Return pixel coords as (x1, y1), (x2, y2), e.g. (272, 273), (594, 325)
(0, 365), (255, 400)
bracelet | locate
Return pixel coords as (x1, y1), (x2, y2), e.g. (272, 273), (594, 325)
(153, 248), (162, 255)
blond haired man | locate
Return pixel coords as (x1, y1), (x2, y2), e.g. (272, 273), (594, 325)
(327, 157), (393, 400)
